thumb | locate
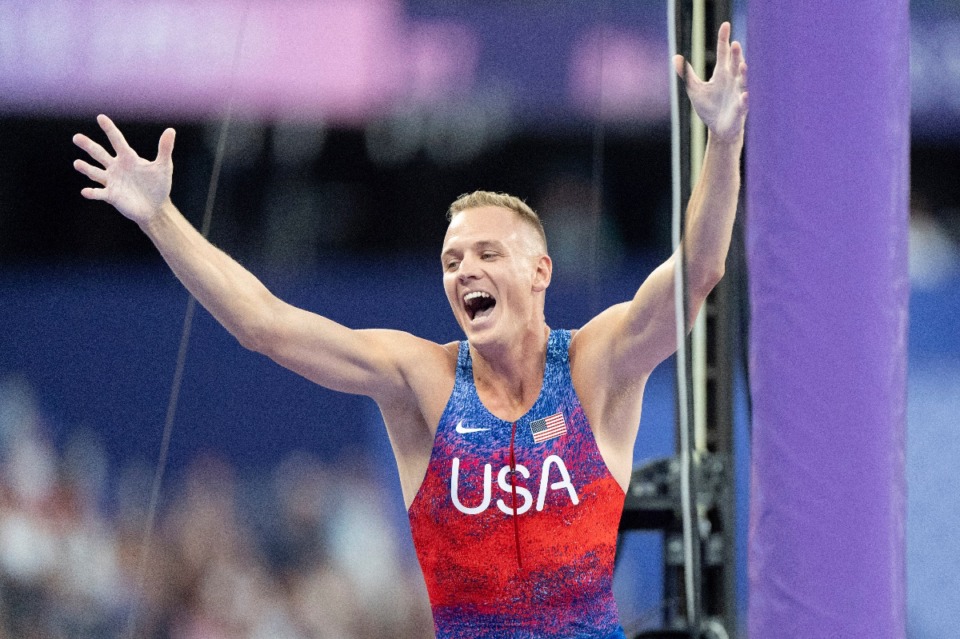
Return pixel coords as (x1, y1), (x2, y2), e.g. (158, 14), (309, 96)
(674, 55), (701, 89)
(157, 128), (176, 162)
(674, 54), (686, 78)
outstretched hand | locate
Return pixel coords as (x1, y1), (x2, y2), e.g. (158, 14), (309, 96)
(674, 22), (748, 143)
(73, 115), (176, 226)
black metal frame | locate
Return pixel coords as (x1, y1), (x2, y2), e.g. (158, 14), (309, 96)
(618, 1), (740, 638)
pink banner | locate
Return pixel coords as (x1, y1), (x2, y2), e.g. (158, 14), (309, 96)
(0, 0), (478, 122)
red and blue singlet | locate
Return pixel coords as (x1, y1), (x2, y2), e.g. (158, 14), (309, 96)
(407, 329), (627, 639)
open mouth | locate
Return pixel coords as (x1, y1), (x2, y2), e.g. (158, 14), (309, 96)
(464, 291), (497, 321)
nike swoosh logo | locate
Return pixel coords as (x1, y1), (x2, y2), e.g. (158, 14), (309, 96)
(455, 420), (490, 434)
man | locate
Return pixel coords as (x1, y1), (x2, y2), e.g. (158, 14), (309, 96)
(73, 23), (747, 639)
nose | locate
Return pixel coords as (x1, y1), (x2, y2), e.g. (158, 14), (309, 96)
(457, 252), (482, 283)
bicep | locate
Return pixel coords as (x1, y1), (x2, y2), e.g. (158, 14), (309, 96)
(579, 253), (700, 382)
(253, 299), (413, 399)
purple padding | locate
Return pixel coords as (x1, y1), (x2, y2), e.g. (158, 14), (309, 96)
(745, 3), (909, 638)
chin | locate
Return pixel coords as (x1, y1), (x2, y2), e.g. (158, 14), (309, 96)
(463, 322), (513, 353)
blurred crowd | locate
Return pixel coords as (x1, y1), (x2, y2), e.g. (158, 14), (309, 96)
(0, 376), (434, 639)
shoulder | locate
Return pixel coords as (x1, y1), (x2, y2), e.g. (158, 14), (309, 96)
(370, 330), (459, 401)
(364, 329), (458, 377)
(374, 333), (460, 453)
(364, 328), (457, 356)
(568, 304), (649, 410)
(567, 303), (631, 371)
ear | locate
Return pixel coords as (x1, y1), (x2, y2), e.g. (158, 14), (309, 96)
(532, 254), (552, 292)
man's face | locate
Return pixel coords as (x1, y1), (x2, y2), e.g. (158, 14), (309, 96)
(441, 206), (550, 347)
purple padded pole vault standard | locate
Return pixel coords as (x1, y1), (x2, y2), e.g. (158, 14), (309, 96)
(746, 3), (909, 638)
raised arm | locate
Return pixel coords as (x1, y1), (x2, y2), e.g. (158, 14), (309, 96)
(574, 22), (747, 399)
(72, 115), (431, 401)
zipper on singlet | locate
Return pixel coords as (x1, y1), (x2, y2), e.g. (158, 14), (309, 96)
(509, 421), (522, 569)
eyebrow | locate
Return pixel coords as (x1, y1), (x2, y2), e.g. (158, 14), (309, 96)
(474, 240), (507, 252)
(440, 239), (507, 261)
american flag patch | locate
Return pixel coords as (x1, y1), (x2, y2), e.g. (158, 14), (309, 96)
(530, 412), (567, 443)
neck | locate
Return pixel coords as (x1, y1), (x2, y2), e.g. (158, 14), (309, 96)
(470, 323), (550, 421)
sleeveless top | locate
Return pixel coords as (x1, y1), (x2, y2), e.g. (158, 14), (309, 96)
(407, 329), (627, 639)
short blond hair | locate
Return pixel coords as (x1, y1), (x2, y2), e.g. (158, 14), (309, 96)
(447, 190), (547, 251)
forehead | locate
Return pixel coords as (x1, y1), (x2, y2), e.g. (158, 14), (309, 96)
(442, 206), (535, 252)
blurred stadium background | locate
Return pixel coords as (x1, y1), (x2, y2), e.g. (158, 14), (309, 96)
(0, 1), (957, 637)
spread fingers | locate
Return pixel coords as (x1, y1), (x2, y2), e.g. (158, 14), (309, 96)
(72, 133), (112, 167)
(73, 159), (107, 185)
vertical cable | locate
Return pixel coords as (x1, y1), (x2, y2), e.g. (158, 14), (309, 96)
(690, 0), (708, 452)
(668, 0), (701, 636)
(122, 5), (251, 639)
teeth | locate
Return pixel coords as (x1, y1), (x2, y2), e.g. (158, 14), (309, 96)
(463, 291), (491, 302)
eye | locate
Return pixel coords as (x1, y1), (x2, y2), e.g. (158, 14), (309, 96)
(444, 259), (460, 271)
(481, 251), (498, 260)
